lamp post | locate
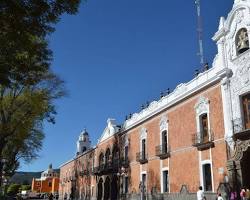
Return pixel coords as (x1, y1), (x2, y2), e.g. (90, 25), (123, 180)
(0, 158), (8, 198)
(0, 159), (7, 196)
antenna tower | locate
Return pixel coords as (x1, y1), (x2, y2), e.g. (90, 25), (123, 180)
(195, 0), (205, 65)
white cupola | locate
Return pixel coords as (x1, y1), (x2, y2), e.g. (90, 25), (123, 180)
(76, 129), (91, 155)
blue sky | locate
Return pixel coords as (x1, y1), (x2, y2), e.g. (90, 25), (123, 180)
(20, 0), (233, 172)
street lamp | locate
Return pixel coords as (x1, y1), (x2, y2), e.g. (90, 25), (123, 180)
(0, 159), (7, 196)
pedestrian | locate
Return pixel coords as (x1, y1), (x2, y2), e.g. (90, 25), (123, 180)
(246, 188), (250, 200)
(230, 189), (237, 200)
(48, 193), (53, 200)
(217, 193), (224, 200)
(197, 186), (205, 200)
(241, 187), (246, 200)
(64, 193), (68, 200)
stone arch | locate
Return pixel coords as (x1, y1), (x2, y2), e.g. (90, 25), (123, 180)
(105, 148), (111, 164)
(225, 6), (250, 31)
(97, 178), (103, 200)
(112, 145), (119, 162)
(99, 152), (104, 166)
(232, 139), (250, 161)
(159, 116), (168, 132)
(104, 176), (111, 200)
(140, 127), (147, 140)
(236, 28), (249, 54)
(111, 175), (118, 200)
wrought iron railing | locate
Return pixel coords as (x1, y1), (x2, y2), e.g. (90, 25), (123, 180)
(120, 157), (129, 168)
(192, 129), (214, 146)
(136, 151), (148, 164)
(80, 169), (89, 176)
(155, 145), (170, 158)
(104, 159), (119, 172)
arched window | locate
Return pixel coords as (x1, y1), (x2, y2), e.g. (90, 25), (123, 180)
(99, 153), (104, 166)
(161, 130), (168, 153)
(236, 28), (249, 55)
(105, 148), (111, 164)
(112, 146), (119, 164)
(82, 146), (87, 152)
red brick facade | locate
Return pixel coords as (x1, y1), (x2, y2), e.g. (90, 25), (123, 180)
(59, 0), (250, 199)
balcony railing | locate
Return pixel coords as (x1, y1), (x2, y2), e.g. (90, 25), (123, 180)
(93, 164), (105, 175)
(155, 145), (170, 159)
(232, 118), (250, 140)
(136, 152), (148, 164)
(192, 130), (214, 151)
(80, 169), (89, 176)
(104, 159), (119, 173)
(120, 157), (129, 168)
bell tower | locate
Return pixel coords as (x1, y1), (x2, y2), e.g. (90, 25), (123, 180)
(76, 129), (91, 155)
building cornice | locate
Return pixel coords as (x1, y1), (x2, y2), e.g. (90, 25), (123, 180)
(123, 67), (230, 131)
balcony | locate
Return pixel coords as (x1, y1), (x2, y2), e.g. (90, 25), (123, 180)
(155, 145), (170, 159)
(192, 130), (214, 151)
(80, 169), (89, 176)
(93, 164), (105, 175)
(136, 152), (148, 164)
(104, 159), (119, 173)
(232, 118), (250, 141)
(120, 157), (129, 168)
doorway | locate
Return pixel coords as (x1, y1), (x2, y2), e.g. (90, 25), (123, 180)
(242, 94), (250, 130)
(97, 178), (103, 200)
(104, 177), (111, 200)
(111, 175), (118, 200)
(241, 148), (250, 188)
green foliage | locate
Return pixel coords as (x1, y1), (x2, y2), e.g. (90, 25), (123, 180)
(0, 0), (81, 87)
(21, 185), (31, 191)
(7, 183), (21, 196)
(0, 0), (82, 184)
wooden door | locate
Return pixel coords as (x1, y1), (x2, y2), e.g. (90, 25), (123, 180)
(142, 139), (146, 159)
(242, 94), (250, 129)
(162, 131), (168, 153)
(201, 114), (208, 142)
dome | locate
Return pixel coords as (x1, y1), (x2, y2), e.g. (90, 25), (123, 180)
(79, 129), (89, 141)
(41, 164), (58, 179)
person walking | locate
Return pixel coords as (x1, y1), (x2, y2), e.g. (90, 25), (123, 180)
(217, 193), (224, 200)
(48, 193), (53, 200)
(197, 186), (205, 200)
(246, 188), (250, 200)
(240, 187), (246, 200)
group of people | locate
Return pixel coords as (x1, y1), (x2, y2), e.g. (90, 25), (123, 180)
(197, 186), (238, 200)
(197, 186), (224, 200)
(240, 187), (250, 200)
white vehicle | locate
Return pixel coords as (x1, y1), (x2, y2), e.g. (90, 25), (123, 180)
(21, 191), (29, 199)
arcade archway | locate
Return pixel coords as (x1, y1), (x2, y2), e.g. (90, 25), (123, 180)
(97, 178), (103, 200)
(111, 175), (118, 200)
(104, 177), (111, 200)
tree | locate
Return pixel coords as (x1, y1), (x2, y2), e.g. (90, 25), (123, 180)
(7, 184), (21, 196)
(0, 73), (65, 186)
(0, 0), (82, 190)
(21, 185), (31, 191)
(0, 0), (81, 87)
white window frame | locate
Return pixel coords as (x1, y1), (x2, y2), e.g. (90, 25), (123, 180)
(161, 167), (169, 193)
(140, 171), (147, 193)
(140, 128), (147, 156)
(200, 160), (214, 192)
(195, 97), (211, 141)
(159, 117), (168, 147)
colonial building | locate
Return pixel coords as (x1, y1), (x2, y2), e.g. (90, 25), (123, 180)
(31, 164), (59, 194)
(59, 0), (250, 199)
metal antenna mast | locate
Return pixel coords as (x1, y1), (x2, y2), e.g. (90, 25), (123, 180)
(195, 0), (205, 65)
